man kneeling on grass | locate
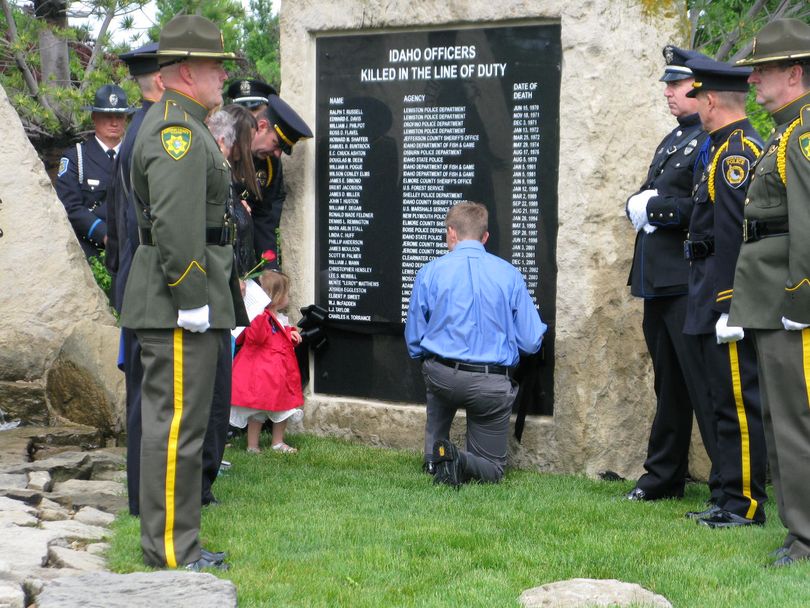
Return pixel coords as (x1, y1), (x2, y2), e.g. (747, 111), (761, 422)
(404, 201), (547, 487)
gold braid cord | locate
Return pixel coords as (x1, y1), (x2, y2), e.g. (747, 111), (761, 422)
(777, 118), (801, 186)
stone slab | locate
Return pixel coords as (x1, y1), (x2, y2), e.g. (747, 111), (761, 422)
(519, 578), (672, 608)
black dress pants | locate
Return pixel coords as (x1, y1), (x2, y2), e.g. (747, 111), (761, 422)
(201, 331), (232, 504)
(636, 296), (720, 499)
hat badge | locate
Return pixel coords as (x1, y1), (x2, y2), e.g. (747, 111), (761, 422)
(240, 80), (251, 95)
(109, 93), (118, 106)
(664, 46), (674, 64)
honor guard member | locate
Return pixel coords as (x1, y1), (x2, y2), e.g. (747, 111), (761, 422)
(121, 14), (248, 571)
(56, 84), (134, 259)
(728, 18), (810, 566)
(405, 202), (547, 486)
(105, 42), (164, 517)
(247, 91), (312, 266)
(625, 46), (720, 502)
(681, 57), (767, 528)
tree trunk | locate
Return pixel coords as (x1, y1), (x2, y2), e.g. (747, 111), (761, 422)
(34, 0), (70, 86)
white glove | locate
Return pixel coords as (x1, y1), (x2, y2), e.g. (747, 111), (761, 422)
(627, 189), (658, 232)
(782, 316), (810, 331)
(716, 313), (744, 344)
(643, 224), (658, 234)
(177, 305), (210, 333)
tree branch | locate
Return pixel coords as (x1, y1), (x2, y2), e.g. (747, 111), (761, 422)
(714, 0), (769, 61)
(79, 3), (115, 92)
(0, 0), (57, 115)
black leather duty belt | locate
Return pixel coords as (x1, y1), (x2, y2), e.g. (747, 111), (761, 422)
(683, 239), (714, 260)
(430, 356), (513, 377)
(743, 218), (789, 243)
(139, 226), (231, 246)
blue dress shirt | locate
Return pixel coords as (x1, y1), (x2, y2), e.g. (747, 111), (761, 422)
(405, 240), (547, 366)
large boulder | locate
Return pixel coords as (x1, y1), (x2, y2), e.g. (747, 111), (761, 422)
(0, 85), (124, 433)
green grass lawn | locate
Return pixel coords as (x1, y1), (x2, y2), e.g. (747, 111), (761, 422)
(106, 434), (810, 607)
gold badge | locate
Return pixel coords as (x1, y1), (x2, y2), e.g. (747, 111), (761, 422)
(800, 132), (810, 162)
(723, 155), (750, 189)
(161, 127), (192, 160)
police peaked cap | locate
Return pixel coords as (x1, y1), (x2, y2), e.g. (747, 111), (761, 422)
(82, 84), (135, 114)
(226, 79), (278, 109)
(265, 94), (313, 155)
(660, 45), (708, 82)
(736, 18), (810, 66)
(157, 15), (236, 63)
(685, 57), (752, 98)
(119, 42), (159, 76)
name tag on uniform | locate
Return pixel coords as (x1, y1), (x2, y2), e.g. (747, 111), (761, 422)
(87, 179), (100, 187)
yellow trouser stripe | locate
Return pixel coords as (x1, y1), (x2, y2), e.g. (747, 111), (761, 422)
(164, 329), (184, 568)
(802, 329), (810, 411)
(728, 342), (757, 519)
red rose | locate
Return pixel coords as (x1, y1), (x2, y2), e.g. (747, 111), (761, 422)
(261, 250), (277, 263)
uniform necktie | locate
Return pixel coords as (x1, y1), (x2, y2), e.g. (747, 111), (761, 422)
(107, 149), (116, 161)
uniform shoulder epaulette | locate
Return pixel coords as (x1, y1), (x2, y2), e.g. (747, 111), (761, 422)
(801, 104), (810, 127)
(777, 114), (804, 184)
(161, 99), (190, 123)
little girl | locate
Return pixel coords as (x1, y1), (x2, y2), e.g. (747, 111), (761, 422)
(230, 270), (304, 453)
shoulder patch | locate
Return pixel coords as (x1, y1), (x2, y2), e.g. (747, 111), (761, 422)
(161, 127), (192, 161)
(57, 157), (69, 177)
(801, 104), (810, 126)
(722, 155), (750, 189)
(799, 132), (810, 162)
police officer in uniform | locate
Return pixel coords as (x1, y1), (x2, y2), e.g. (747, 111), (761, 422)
(105, 42), (164, 517)
(681, 57), (767, 528)
(121, 15), (248, 570)
(625, 46), (719, 502)
(56, 84), (133, 259)
(728, 18), (810, 566)
(229, 79), (312, 265)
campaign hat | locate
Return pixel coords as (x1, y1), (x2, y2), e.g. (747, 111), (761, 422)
(226, 79), (278, 109)
(685, 56), (752, 97)
(660, 45), (707, 82)
(157, 15), (236, 64)
(119, 42), (159, 76)
(266, 94), (313, 155)
(736, 18), (810, 66)
(82, 84), (135, 114)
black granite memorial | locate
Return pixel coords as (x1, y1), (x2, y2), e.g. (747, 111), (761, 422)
(315, 23), (560, 414)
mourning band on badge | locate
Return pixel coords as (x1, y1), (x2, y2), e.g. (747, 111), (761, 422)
(161, 127), (192, 160)
(683, 138), (698, 156)
(800, 132), (810, 162)
(57, 157), (69, 177)
(723, 155), (750, 188)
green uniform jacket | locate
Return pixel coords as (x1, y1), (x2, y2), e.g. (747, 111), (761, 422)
(121, 89), (248, 329)
(729, 92), (810, 329)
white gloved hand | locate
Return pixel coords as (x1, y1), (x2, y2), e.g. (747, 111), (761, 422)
(626, 189), (658, 232)
(177, 305), (210, 333)
(716, 313), (744, 344)
(782, 316), (810, 331)
(643, 224), (658, 234)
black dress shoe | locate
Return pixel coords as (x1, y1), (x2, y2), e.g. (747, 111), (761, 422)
(686, 504), (722, 519)
(185, 555), (229, 571)
(202, 493), (220, 507)
(432, 440), (463, 488)
(422, 461), (437, 476)
(625, 486), (683, 501)
(770, 554), (807, 568)
(769, 546), (790, 559)
(201, 548), (227, 563)
(697, 508), (764, 529)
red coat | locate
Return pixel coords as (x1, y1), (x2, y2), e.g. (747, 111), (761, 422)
(231, 310), (304, 412)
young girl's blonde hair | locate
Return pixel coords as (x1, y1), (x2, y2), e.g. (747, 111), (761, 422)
(259, 270), (290, 309)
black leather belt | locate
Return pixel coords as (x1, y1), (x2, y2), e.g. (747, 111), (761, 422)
(743, 218), (789, 242)
(139, 226), (230, 246)
(431, 355), (513, 377)
(683, 239), (714, 260)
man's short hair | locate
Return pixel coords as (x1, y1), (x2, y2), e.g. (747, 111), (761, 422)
(711, 89), (748, 111)
(446, 201), (488, 240)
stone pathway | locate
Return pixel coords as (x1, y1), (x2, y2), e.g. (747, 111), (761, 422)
(0, 426), (236, 608)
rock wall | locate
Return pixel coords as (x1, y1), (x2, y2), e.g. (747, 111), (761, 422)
(0, 85), (124, 434)
(280, 0), (711, 480)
